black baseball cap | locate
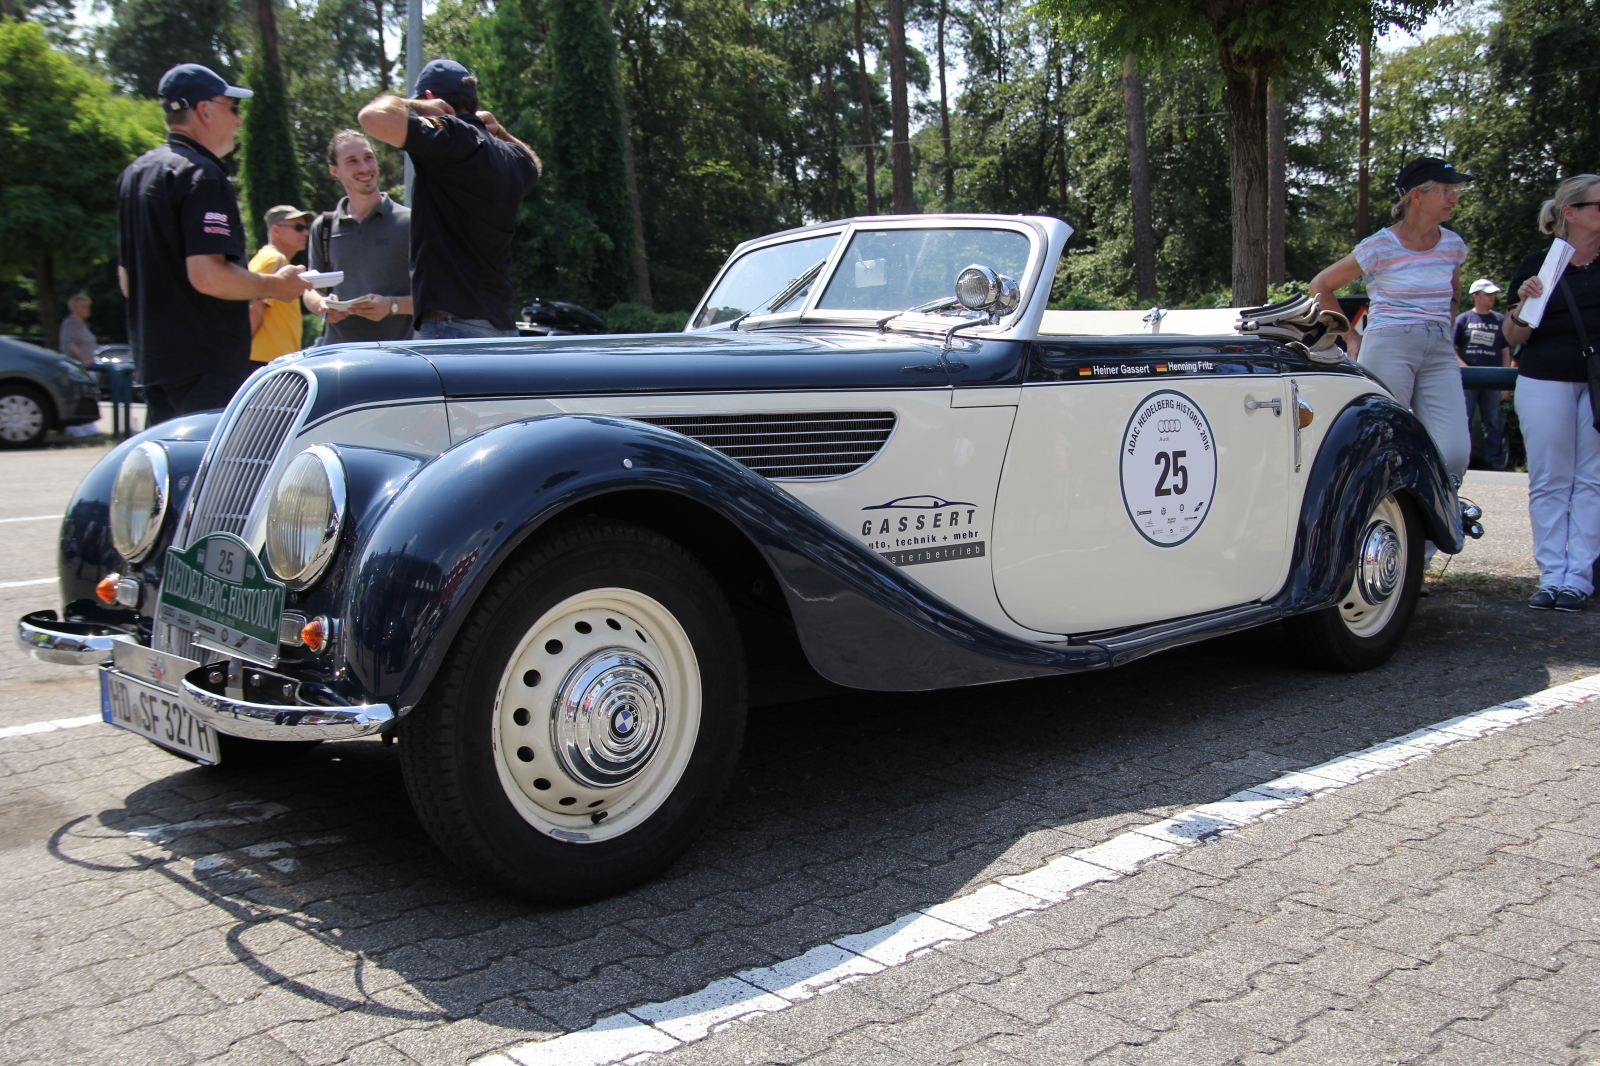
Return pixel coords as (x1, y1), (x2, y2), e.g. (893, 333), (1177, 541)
(414, 58), (474, 98)
(156, 63), (253, 111)
(1396, 157), (1473, 194)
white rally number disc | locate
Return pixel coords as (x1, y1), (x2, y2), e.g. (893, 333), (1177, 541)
(1120, 389), (1217, 547)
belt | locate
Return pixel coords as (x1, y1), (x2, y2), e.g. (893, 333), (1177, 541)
(420, 309), (457, 322)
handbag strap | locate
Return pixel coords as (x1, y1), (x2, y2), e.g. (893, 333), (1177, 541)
(1558, 273), (1597, 357)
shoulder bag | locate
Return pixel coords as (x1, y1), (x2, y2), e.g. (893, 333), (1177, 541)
(1557, 276), (1600, 431)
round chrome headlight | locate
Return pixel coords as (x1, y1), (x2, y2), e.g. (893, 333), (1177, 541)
(265, 446), (346, 589)
(955, 264), (1001, 310)
(109, 442), (169, 562)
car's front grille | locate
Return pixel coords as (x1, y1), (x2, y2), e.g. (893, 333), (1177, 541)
(185, 371), (311, 541)
(636, 411), (896, 479)
(156, 369), (313, 662)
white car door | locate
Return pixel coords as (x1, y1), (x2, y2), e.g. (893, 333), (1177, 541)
(991, 346), (1295, 634)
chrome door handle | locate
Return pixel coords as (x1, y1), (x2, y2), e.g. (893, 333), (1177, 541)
(1245, 397), (1282, 416)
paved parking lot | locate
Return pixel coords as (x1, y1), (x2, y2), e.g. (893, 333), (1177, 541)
(2, 446), (1597, 1066)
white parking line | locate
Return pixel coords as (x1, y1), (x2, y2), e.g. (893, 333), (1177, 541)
(0, 578), (57, 589)
(0, 515), (61, 524)
(0, 714), (103, 739)
(475, 672), (1600, 1066)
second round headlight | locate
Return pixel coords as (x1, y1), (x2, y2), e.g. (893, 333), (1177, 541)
(265, 446), (346, 589)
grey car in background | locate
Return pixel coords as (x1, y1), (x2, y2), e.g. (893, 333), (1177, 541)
(0, 336), (102, 447)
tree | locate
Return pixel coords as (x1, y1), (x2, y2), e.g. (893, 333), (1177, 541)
(101, 0), (244, 98)
(935, 0), (954, 206)
(1037, 0), (1444, 305)
(0, 21), (164, 349)
(1267, 76), (1284, 285)
(241, 0), (304, 248)
(547, 0), (640, 307)
(853, 0), (878, 213)
(1122, 54), (1155, 303)
(885, 0), (913, 211)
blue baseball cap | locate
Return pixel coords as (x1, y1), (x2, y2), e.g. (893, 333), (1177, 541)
(414, 58), (474, 98)
(157, 63), (253, 112)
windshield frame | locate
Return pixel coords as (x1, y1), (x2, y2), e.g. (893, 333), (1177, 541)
(686, 216), (1051, 339)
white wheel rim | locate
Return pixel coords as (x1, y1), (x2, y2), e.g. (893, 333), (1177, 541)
(492, 587), (702, 843)
(1338, 495), (1408, 638)
(0, 394), (45, 442)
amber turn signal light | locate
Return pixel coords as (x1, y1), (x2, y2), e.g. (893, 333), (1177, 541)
(300, 616), (328, 653)
(95, 573), (121, 604)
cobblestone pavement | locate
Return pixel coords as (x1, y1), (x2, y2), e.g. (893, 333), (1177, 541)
(2, 450), (1597, 1065)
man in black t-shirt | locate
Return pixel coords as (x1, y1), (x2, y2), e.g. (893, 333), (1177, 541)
(118, 63), (311, 424)
(1453, 277), (1511, 469)
(358, 59), (541, 339)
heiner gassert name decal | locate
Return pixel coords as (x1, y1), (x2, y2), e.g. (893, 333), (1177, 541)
(859, 495), (984, 566)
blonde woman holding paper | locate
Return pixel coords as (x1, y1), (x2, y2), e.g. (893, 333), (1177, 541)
(1503, 174), (1600, 611)
(1312, 158), (1473, 492)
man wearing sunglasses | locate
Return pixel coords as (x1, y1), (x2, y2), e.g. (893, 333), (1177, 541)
(249, 205), (315, 363)
(117, 63), (311, 425)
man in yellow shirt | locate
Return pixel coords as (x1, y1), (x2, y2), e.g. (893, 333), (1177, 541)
(248, 205), (314, 362)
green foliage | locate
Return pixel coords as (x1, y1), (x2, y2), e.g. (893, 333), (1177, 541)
(101, 0), (245, 97)
(545, 0), (636, 306)
(0, 21), (165, 341)
(601, 303), (691, 331)
(240, 15), (304, 248)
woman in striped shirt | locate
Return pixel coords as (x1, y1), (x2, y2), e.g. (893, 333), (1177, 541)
(1312, 158), (1473, 486)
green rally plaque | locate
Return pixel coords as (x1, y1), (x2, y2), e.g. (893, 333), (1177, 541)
(157, 532), (287, 666)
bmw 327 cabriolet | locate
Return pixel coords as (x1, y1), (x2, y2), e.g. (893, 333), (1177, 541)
(17, 214), (1475, 902)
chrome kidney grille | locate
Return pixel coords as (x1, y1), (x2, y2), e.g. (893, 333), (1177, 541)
(154, 369), (314, 660)
(635, 411), (896, 479)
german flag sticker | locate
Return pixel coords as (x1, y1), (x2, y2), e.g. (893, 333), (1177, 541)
(1155, 363), (1168, 373)
(1078, 366), (1092, 377)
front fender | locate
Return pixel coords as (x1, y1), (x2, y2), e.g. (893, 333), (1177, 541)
(345, 415), (1105, 710)
(1277, 393), (1461, 613)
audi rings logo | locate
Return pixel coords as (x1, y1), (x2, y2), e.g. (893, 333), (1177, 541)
(1157, 419), (1182, 433)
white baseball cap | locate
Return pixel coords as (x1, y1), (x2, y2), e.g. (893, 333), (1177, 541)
(1468, 278), (1501, 295)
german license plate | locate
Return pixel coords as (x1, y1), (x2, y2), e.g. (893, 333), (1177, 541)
(101, 669), (219, 764)
(157, 532), (286, 665)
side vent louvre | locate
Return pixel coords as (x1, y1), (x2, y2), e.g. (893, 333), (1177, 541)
(636, 411), (896, 479)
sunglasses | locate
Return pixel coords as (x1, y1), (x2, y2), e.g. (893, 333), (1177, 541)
(281, 223), (309, 232)
(1571, 202), (1600, 211)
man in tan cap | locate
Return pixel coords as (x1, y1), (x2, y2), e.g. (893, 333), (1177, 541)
(248, 204), (315, 362)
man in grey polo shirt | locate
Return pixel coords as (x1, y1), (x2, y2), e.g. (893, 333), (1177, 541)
(302, 129), (413, 344)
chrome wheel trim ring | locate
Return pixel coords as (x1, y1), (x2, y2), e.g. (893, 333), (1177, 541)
(0, 394), (45, 442)
(492, 587), (701, 843)
(1339, 495), (1408, 638)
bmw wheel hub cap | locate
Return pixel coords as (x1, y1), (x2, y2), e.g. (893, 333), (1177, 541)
(552, 649), (665, 788)
(1358, 520), (1402, 605)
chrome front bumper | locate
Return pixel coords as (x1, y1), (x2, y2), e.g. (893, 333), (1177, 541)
(15, 610), (123, 665)
(178, 661), (394, 741)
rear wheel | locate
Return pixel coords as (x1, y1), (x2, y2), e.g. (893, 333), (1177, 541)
(1286, 493), (1423, 671)
(0, 384), (51, 448)
(399, 518), (746, 903)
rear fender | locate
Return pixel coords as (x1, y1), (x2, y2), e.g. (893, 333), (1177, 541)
(344, 415), (1102, 711)
(1277, 393), (1461, 614)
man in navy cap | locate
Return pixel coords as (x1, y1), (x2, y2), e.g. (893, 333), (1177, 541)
(117, 63), (312, 425)
(358, 58), (541, 339)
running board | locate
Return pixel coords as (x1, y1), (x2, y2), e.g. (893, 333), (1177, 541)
(1071, 602), (1283, 668)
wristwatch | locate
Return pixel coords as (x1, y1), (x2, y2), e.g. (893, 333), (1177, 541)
(389, 297), (399, 316)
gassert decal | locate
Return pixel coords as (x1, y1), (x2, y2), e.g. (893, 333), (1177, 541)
(857, 494), (986, 563)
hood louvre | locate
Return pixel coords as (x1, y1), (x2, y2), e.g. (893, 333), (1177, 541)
(635, 411), (895, 479)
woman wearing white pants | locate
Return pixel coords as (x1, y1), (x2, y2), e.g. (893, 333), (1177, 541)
(1312, 158), (1474, 489)
(1504, 175), (1600, 611)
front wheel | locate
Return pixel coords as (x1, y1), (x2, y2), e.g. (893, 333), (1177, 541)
(0, 384), (51, 448)
(1285, 493), (1423, 671)
(398, 519), (747, 903)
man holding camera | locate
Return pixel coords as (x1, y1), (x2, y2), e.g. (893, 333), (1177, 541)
(358, 59), (540, 340)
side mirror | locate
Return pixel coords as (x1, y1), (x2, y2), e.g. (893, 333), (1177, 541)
(954, 264), (1020, 319)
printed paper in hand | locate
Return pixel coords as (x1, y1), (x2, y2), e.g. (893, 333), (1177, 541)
(299, 270), (344, 290)
(1519, 238), (1575, 329)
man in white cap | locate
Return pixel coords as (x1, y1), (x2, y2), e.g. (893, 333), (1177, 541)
(1454, 277), (1512, 470)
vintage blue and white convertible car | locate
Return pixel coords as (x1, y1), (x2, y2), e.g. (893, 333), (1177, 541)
(17, 215), (1476, 901)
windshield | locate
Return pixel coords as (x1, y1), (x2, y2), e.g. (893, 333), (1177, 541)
(816, 228), (1032, 313)
(692, 233), (842, 329)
